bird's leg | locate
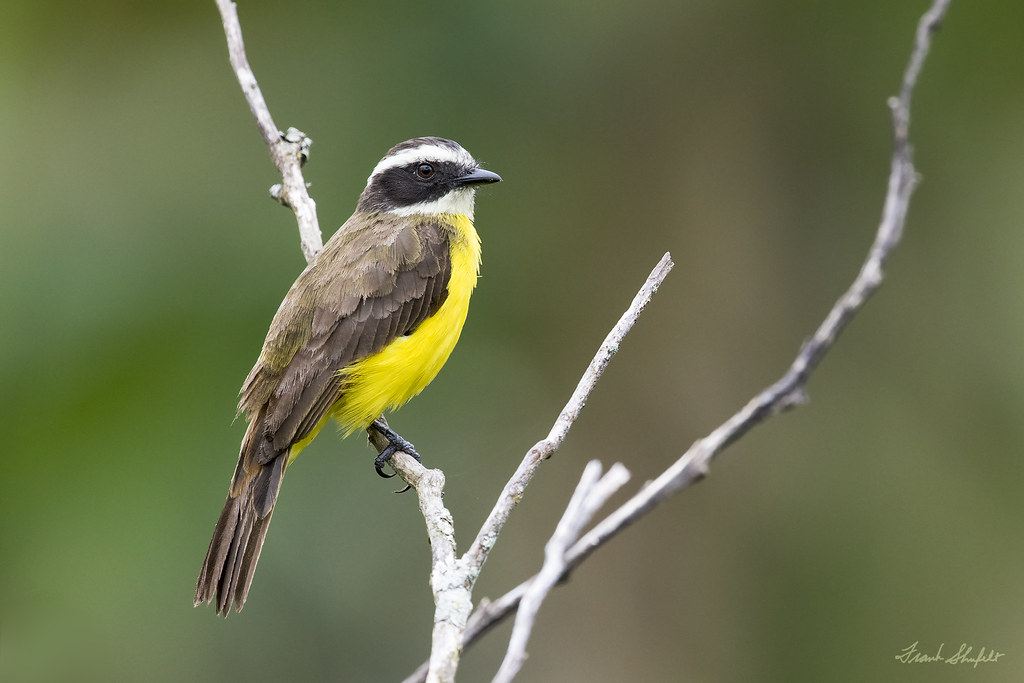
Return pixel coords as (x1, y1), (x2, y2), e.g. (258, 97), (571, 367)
(370, 418), (422, 479)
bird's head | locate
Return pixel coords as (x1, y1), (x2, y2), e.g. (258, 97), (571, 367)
(357, 137), (501, 219)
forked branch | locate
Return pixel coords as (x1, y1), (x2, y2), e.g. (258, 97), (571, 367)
(408, 1), (954, 673)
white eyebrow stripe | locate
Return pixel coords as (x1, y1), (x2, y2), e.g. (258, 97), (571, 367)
(368, 143), (476, 181)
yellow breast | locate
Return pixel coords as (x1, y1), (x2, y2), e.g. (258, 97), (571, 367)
(331, 214), (481, 434)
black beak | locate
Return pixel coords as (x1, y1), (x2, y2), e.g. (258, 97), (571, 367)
(454, 168), (502, 187)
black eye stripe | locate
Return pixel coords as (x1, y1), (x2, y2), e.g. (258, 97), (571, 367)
(359, 159), (476, 212)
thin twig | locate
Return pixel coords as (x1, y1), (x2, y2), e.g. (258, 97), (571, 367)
(214, 0), (323, 263)
(463, 253), (674, 573)
(406, 0), (953, 670)
(493, 461), (631, 683)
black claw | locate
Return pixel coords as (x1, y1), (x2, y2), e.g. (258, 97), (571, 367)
(374, 447), (398, 478)
(370, 419), (421, 487)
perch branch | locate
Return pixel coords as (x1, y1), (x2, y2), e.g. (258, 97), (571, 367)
(368, 430), (465, 683)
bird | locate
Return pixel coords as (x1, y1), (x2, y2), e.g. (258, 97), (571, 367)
(194, 137), (501, 615)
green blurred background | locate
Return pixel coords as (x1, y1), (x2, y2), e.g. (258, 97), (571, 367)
(2, 1), (1022, 681)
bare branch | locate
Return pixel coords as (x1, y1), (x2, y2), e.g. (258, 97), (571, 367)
(493, 461), (631, 683)
(463, 253), (674, 572)
(367, 430), (466, 683)
(214, 0), (323, 263)
(419, 0), (954, 665)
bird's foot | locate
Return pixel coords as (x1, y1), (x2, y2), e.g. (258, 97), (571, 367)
(370, 419), (422, 482)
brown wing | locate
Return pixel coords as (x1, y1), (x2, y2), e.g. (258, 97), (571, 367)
(236, 213), (452, 490)
(195, 214), (452, 615)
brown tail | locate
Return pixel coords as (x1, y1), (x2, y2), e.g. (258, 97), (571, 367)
(195, 436), (289, 615)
